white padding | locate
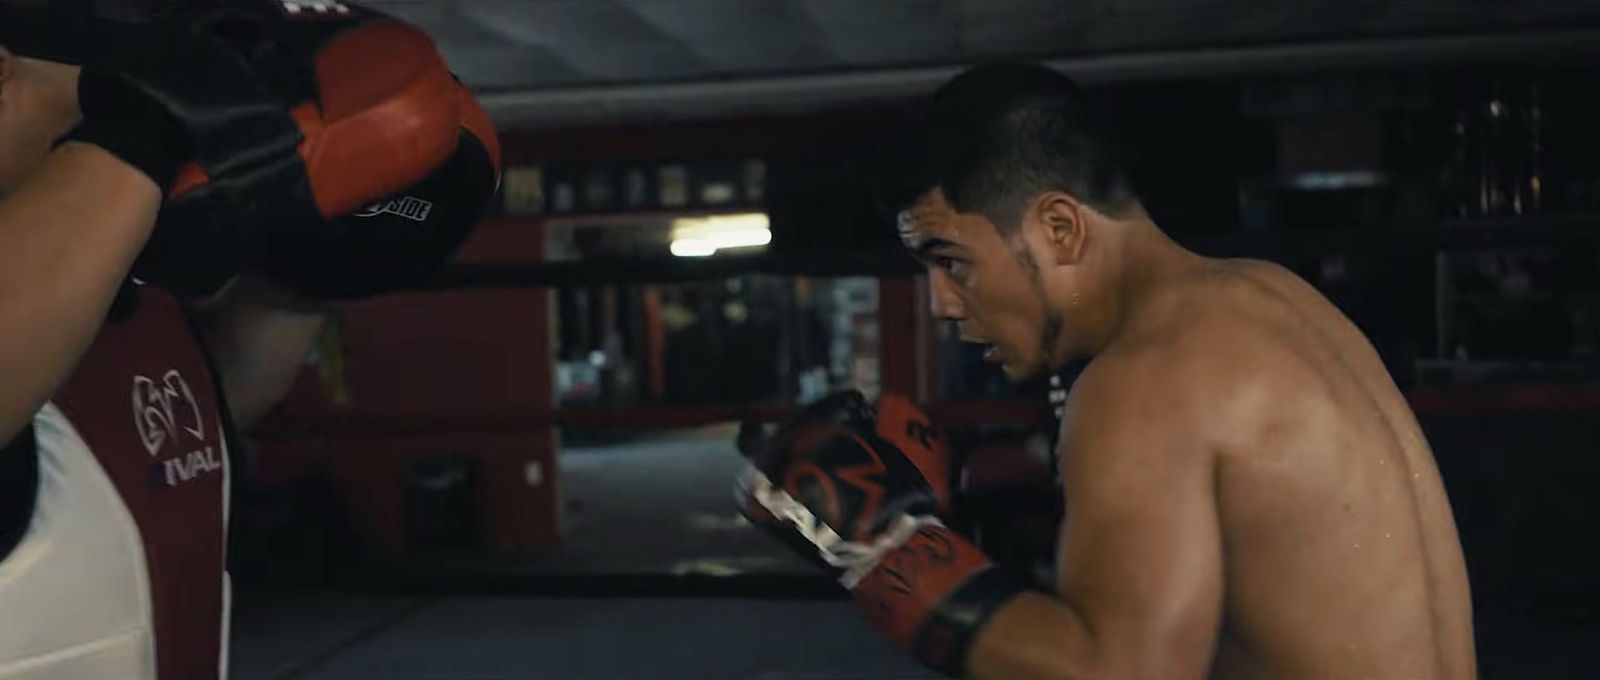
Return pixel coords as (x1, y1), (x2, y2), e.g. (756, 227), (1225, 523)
(0, 404), (154, 680)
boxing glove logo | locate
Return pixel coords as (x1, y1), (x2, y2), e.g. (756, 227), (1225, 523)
(354, 196), (435, 223)
(277, 0), (353, 16)
(132, 370), (205, 457)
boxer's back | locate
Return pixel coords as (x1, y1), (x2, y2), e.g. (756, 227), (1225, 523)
(1174, 259), (1475, 679)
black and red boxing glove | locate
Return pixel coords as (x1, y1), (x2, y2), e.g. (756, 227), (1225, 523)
(737, 391), (1028, 677)
(64, 0), (476, 297)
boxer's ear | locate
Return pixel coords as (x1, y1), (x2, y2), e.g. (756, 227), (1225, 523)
(1033, 191), (1088, 266)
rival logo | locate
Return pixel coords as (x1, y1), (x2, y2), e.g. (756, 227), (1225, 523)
(278, 1), (352, 16)
(162, 447), (224, 487)
(354, 196), (434, 223)
(132, 370), (204, 457)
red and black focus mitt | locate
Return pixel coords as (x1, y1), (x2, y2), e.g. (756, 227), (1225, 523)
(63, 0), (494, 298)
(737, 390), (1029, 678)
(249, 78), (501, 300)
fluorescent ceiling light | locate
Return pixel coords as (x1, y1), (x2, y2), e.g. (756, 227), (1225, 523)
(670, 213), (771, 258)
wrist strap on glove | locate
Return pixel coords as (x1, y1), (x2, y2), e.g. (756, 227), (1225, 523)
(64, 67), (191, 188)
(851, 524), (1028, 677)
(743, 463), (1025, 677)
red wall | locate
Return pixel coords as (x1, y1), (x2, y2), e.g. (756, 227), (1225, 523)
(258, 220), (560, 556)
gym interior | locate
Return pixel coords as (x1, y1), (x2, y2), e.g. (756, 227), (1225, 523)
(223, 2), (1600, 678)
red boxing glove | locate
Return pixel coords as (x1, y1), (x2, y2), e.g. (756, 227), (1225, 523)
(738, 391), (1027, 677)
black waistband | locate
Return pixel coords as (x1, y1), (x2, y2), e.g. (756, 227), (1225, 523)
(0, 425), (38, 562)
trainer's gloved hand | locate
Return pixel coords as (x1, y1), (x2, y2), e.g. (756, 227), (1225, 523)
(65, 13), (221, 191)
(69, 0), (469, 298)
(737, 391), (1027, 677)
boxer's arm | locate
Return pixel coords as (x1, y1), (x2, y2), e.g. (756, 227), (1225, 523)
(965, 354), (1224, 680)
(193, 274), (328, 432)
(0, 144), (161, 442)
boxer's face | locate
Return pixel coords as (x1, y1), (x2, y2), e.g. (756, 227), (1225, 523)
(899, 188), (1068, 382)
(0, 49), (65, 194)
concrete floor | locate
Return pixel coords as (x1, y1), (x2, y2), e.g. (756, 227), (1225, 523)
(231, 594), (934, 680)
(229, 592), (1600, 680)
(549, 423), (811, 577)
(227, 424), (1600, 679)
(231, 425), (932, 679)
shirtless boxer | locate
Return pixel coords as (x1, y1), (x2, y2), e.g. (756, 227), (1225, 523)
(0, 2), (497, 678)
(739, 62), (1475, 679)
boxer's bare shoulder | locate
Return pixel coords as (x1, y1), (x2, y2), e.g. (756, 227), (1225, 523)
(1072, 257), (1477, 679)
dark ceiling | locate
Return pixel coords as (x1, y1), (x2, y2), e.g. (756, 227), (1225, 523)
(364, 0), (1600, 125)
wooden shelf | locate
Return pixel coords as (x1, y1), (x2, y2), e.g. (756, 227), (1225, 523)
(532, 205), (765, 227)
(254, 398), (1051, 441)
(1406, 384), (1600, 414)
(1450, 292), (1600, 304)
(254, 384), (1600, 443)
(1438, 213), (1600, 250)
(423, 249), (921, 289)
(1180, 227), (1431, 260)
(1176, 213), (1600, 260)
(419, 213), (1600, 296)
(1440, 212), (1600, 230)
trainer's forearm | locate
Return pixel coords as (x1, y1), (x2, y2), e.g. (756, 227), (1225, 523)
(0, 143), (161, 442)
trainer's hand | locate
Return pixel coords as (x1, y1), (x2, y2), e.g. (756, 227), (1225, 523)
(65, 22), (208, 192)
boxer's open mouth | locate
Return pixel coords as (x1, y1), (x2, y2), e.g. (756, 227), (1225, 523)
(959, 335), (1001, 363)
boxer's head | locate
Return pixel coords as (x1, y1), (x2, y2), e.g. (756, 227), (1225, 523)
(886, 62), (1146, 381)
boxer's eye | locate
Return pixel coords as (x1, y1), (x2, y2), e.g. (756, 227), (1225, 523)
(934, 256), (968, 279)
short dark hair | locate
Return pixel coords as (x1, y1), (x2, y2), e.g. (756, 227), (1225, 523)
(879, 62), (1138, 232)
